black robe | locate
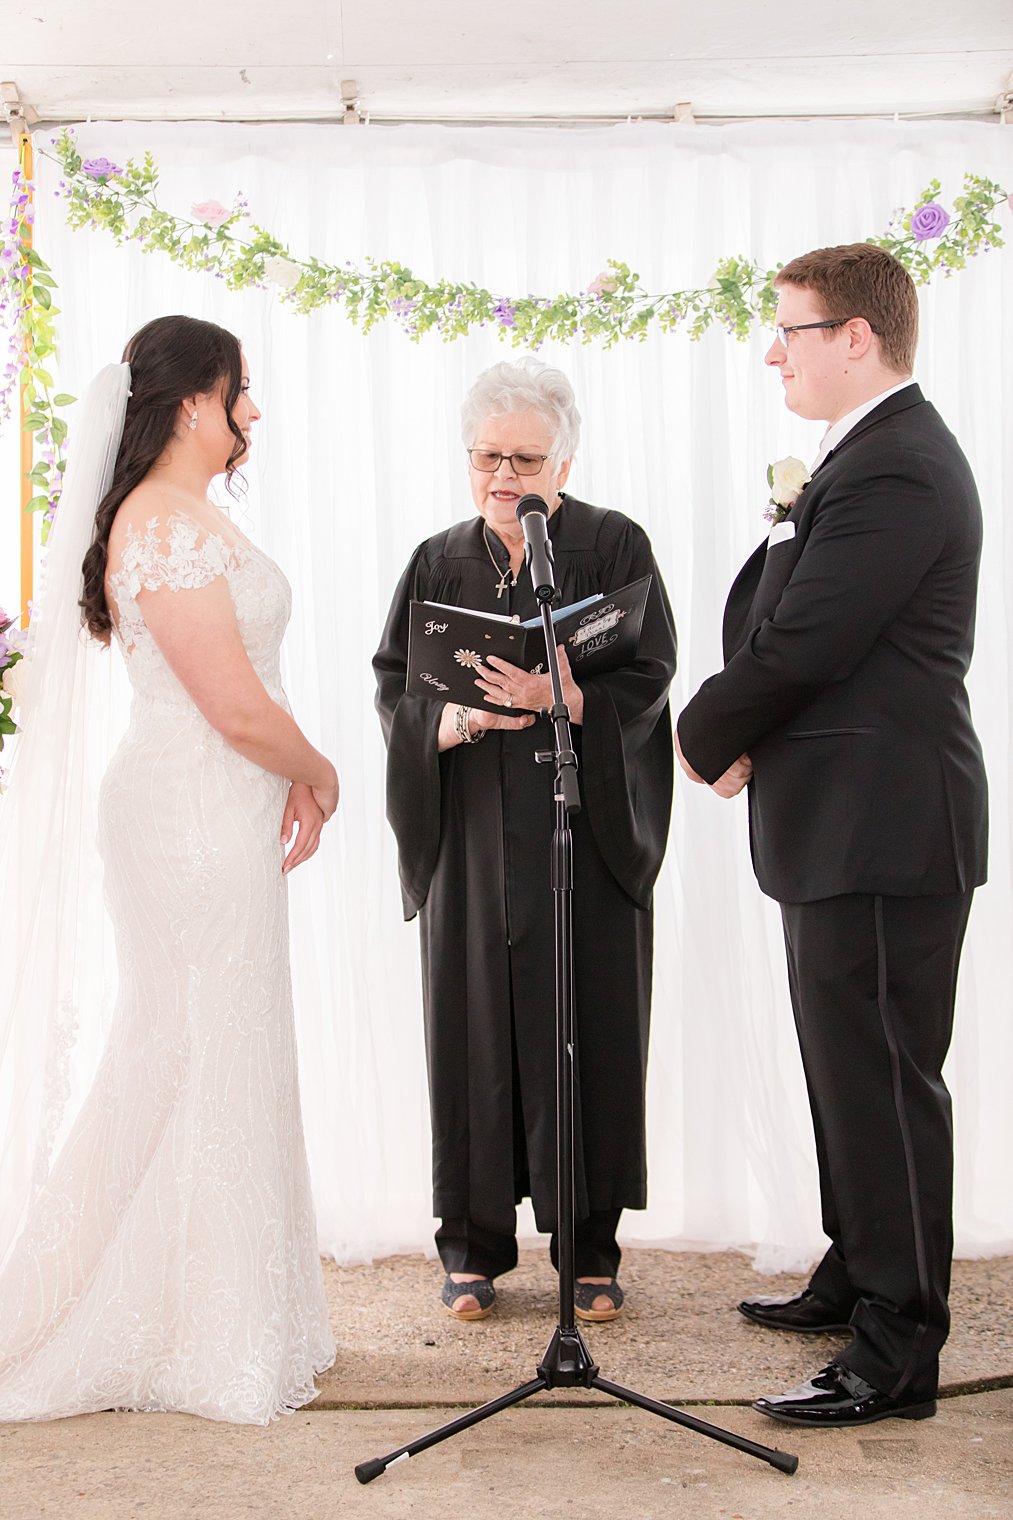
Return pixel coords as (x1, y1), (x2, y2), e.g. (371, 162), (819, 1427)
(373, 497), (677, 1236)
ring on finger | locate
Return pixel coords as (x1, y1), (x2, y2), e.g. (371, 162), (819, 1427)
(504, 695), (513, 707)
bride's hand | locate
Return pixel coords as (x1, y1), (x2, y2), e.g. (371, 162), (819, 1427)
(281, 782), (326, 873)
(310, 762), (340, 823)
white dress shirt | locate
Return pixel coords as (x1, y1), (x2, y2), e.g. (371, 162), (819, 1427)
(812, 378), (917, 473)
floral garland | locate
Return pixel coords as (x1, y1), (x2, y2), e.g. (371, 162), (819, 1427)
(1, 161), (73, 536)
(0, 128), (1010, 537)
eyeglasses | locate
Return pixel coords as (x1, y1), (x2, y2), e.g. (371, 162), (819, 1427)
(467, 449), (549, 476)
(773, 317), (879, 347)
(773, 319), (852, 346)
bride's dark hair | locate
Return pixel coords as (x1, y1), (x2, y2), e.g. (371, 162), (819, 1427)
(80, 314), (246, 642)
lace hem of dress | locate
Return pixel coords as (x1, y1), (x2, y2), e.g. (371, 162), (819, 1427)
(0, 1339), (337, 1425)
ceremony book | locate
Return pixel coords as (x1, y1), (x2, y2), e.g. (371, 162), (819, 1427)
(406, 575), (652, 708)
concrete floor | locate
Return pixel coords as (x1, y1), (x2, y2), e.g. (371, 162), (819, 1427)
(3, 1249), (1011, 1520)
(3, 1393), (1010, 1519)
(313, 1248), (1013, 1408)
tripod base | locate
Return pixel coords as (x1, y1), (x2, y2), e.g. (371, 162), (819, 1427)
(354, 1322), (798, 1483)
(537, 1323), (598, 1386)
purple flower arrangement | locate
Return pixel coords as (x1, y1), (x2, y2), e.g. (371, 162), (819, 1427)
(492, 299), (517, 328)
(0, 607), (26, 754)
(80, 158), (122, 182)
(910, 202), (951, 241)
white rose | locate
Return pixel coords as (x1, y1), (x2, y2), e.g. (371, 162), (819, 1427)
(263, 255), (303, 291)
(1, 658), (29, 709)
(769, 456), (811, 508)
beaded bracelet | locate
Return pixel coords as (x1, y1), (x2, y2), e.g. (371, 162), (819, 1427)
(454, 704), (485, 744)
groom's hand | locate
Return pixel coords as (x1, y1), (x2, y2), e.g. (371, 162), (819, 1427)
(282, 782), (325, 873)
(710, 754), (753, 799)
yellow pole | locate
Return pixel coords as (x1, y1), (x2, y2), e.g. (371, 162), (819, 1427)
(18, 131), (34, 628)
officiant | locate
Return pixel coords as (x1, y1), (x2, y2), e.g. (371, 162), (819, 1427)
(373, 357), (676, 1322)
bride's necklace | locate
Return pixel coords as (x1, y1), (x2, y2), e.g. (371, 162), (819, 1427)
(482, 522), (517, 600)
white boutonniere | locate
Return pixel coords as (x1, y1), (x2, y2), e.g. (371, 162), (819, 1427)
(764, 457), (811, 525)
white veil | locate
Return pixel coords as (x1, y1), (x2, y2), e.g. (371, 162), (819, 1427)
(0, 363), (131, 1268)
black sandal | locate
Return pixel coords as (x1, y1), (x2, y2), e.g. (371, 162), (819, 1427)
(574, 1278), (625, 1322)
(441, 1274), (497, 1321)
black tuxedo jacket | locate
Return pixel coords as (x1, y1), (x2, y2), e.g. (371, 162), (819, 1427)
(678, 385), (988, 904)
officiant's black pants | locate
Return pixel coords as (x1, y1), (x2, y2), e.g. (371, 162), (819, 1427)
(780, 889), (973, 1402)
(436, 1209), (622, 1280)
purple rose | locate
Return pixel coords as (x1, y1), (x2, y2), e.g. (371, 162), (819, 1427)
(910, 202), (950, 241)
(81, 157), (122, 181)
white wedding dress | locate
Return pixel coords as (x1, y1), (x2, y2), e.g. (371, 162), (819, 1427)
(0, 511), (335, 1424)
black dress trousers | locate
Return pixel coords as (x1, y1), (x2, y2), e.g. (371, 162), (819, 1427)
(780, 889), (973, 1401)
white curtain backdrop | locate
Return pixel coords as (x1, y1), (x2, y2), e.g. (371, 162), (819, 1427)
(17, 116), (1013, 1270)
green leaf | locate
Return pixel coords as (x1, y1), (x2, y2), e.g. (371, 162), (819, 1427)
(33, 285), (52, 310)
(52, 393), (77, 406)
(26, 493), (50, 512)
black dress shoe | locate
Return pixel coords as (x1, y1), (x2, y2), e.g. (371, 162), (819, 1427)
(753, 1362), (937, 1428)
(738, 1287), (852, 1334)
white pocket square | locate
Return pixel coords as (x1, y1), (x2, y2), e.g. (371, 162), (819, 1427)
(767, 521), (796, 549)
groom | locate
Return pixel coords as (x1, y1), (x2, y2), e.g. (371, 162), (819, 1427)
(676, 242), (988, 1428)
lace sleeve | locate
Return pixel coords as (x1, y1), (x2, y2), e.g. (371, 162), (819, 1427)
(112, 514), (235, 600)
(107, 513), (239, 656)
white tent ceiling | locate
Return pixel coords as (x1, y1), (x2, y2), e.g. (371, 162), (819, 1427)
(2, 0), (1012, 127)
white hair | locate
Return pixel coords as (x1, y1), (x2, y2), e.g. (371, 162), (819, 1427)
(461, 356), (581, 463)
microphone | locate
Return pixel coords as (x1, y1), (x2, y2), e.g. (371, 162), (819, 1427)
(515, 493), (560, 604)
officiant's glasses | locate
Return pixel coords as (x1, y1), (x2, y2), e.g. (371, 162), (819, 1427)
(468, 449), (549, 475)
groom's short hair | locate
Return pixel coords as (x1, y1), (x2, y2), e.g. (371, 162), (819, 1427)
(776, 243), (919, 375)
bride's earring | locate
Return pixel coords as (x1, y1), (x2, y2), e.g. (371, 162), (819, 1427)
(189, 411), (198, 431)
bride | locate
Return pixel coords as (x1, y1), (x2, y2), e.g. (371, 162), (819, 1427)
(0, 315), (338, 1423)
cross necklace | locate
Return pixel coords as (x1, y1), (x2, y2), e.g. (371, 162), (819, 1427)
(482, 523), (517, 600)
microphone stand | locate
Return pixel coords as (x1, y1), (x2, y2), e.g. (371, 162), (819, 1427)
(355, 525), (798, 1487)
